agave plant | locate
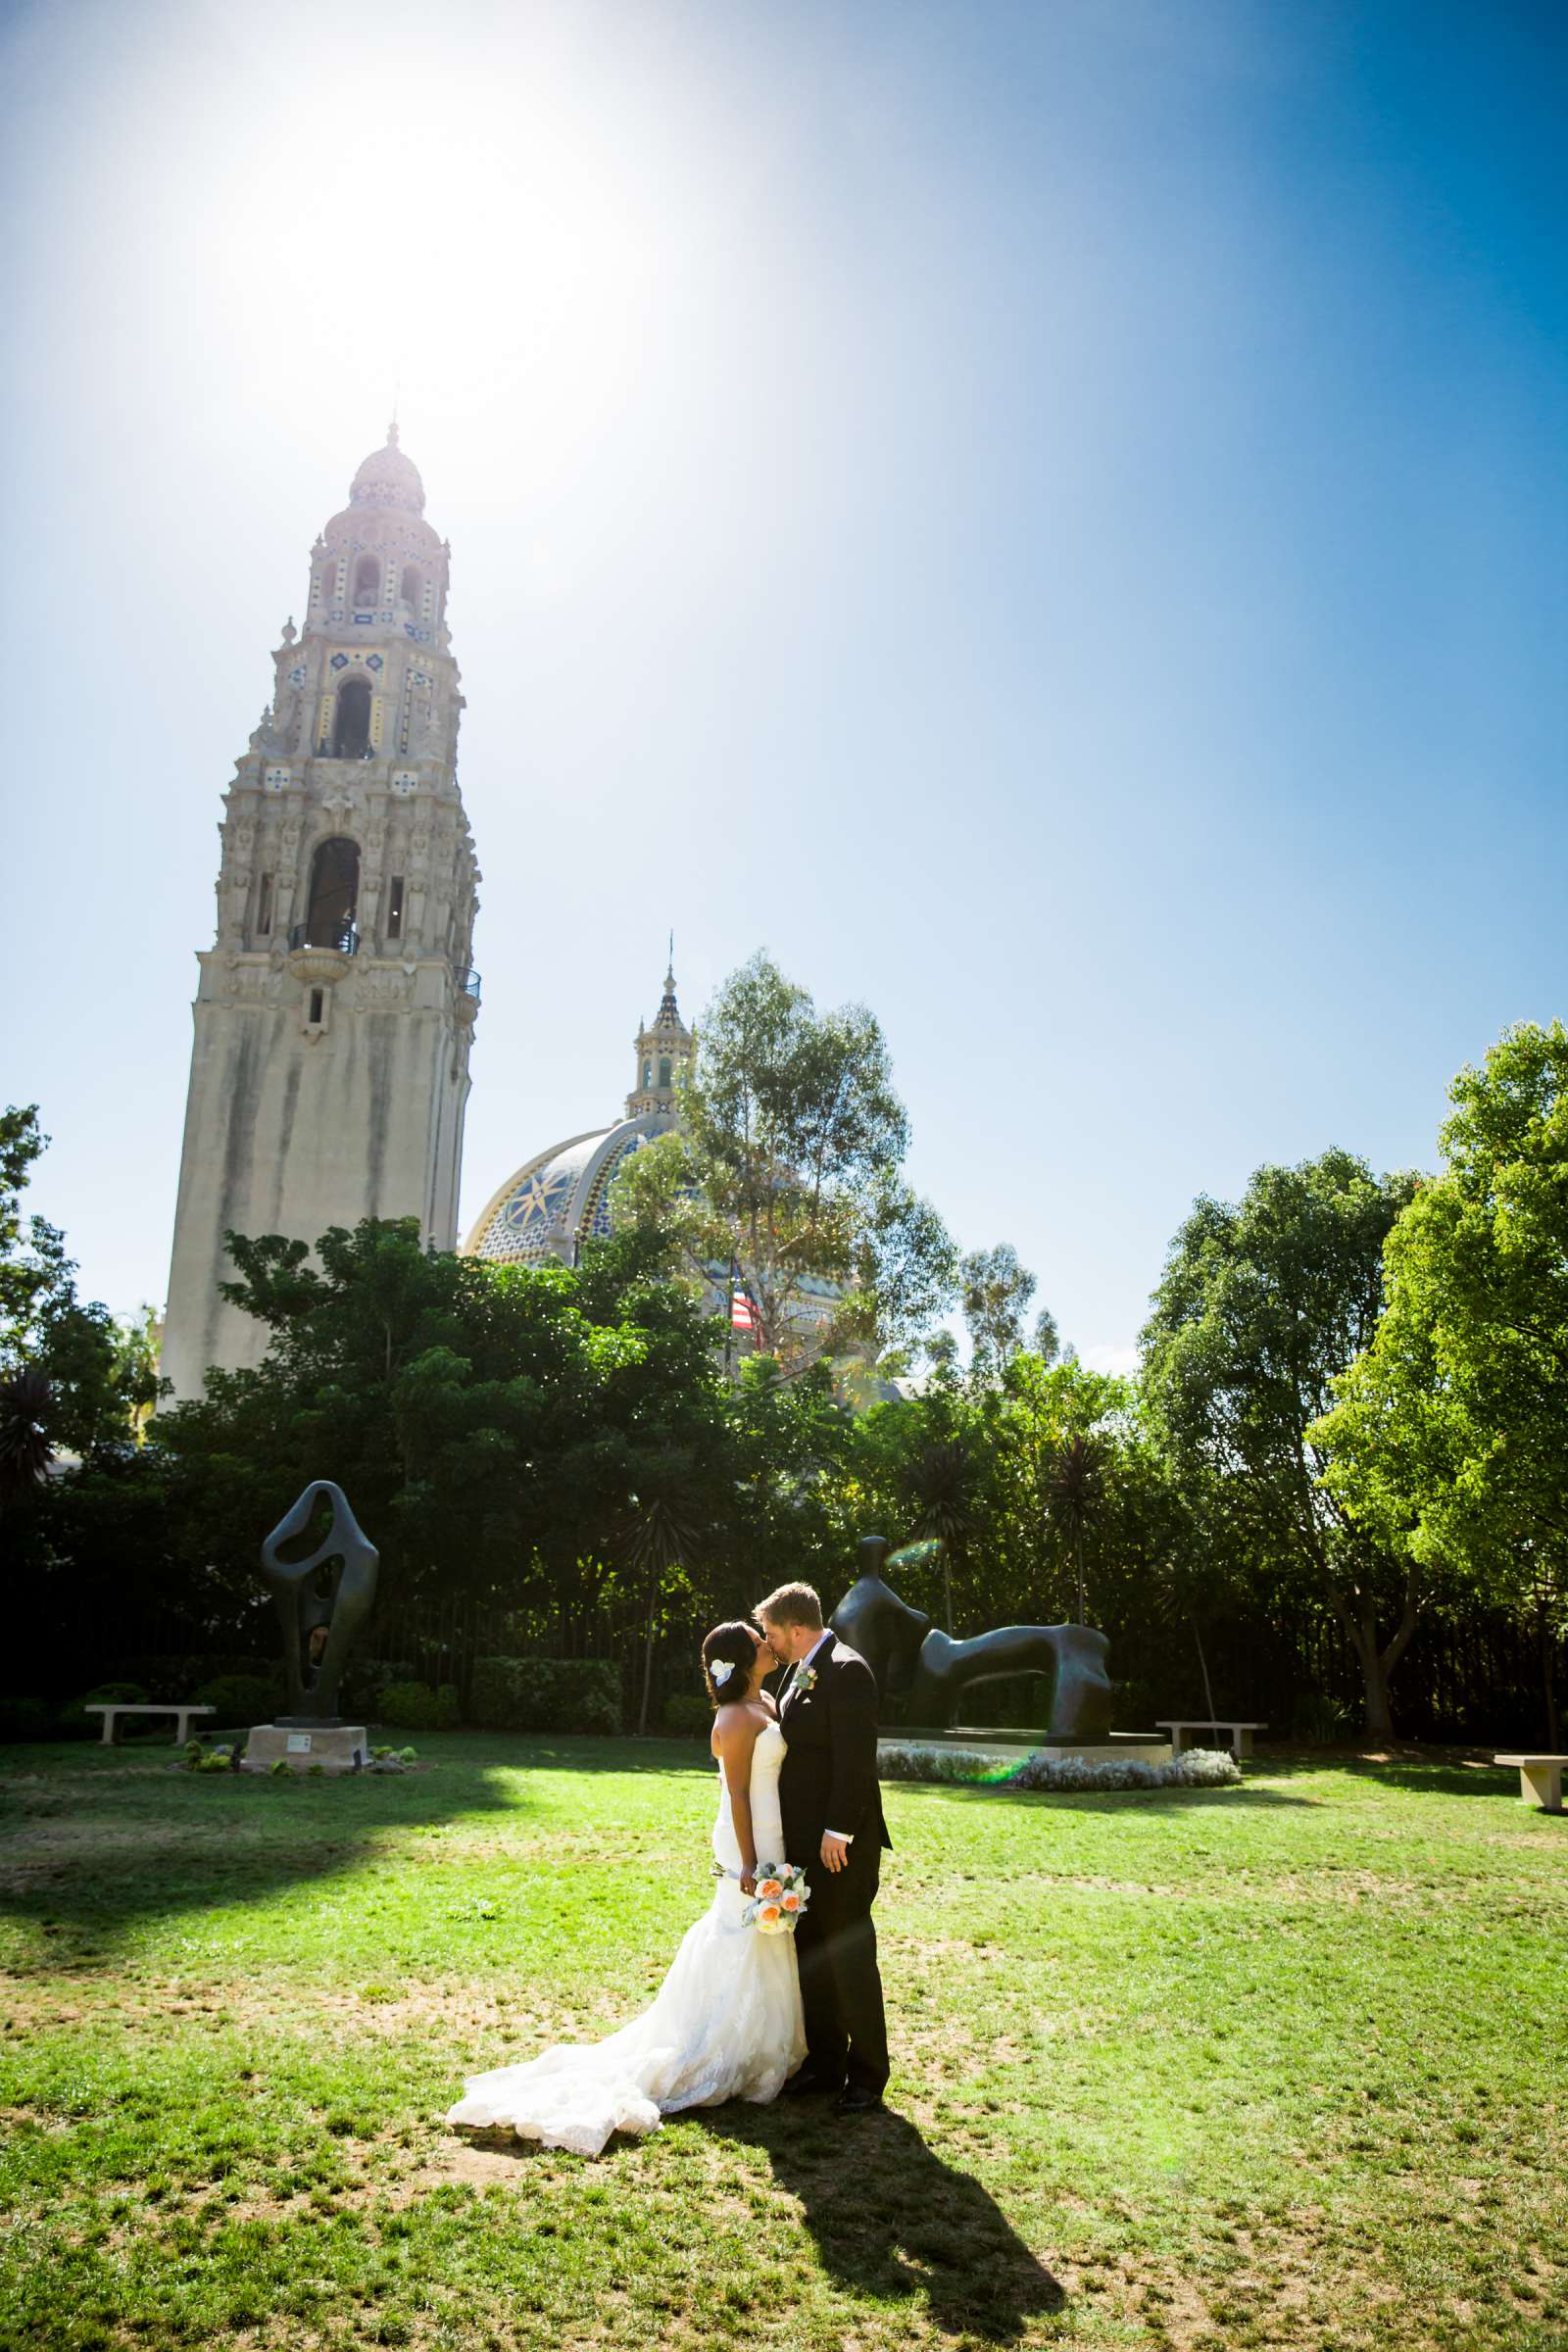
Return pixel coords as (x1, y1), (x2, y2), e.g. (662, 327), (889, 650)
(0, 1367), (52, 1508)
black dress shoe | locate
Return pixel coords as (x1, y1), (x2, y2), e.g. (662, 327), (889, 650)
(783, 2068), (843, 2097)
(834, 2085), (885, 2115)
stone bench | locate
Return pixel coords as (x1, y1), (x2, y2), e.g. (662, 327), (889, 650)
(1156, 1719), (1266, 1759)
(85, 1702), (215, 1747)
(1494, 1753), (1567, 1814)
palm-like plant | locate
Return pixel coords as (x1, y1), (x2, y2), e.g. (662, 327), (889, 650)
(0, 1367), (52, 1508)
(1046, 1432), (1105, 1625)
(906, 1433), (980, 1631)
(625, 1489), (702, 1737)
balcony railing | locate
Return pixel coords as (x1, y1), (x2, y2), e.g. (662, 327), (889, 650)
(288, 920), (360, 956)
(455, 966), (481, 1003)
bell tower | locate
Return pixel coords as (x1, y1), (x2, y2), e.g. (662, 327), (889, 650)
(160, 427), (481, 1401)
(625, 954), (693, 1119)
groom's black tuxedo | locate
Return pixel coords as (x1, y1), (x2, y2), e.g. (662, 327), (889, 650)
(777, 1638), (891, 2097)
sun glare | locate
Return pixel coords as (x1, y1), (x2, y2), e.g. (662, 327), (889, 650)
(198, 37), (701, 476)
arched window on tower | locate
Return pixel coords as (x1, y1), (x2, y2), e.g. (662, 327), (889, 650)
(303, 837), (360, 952)
(332, 675), (372, 758)
(399, 564), (422, 612)
(352, 555), (381, 607)
(659, 1056), (672, 1090)
(643, 1059), (653, 1089)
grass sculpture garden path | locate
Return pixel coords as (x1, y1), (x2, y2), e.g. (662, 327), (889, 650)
(1, 1733), (1562, 2351)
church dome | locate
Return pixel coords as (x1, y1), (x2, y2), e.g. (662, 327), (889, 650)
(349, 423), (425, 515)
(465, 1117), (669, 1265)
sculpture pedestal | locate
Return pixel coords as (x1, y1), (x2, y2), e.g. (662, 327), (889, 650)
(243, 1723), (368, 1775)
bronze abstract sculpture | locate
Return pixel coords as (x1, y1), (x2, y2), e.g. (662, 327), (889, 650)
(259, 1481), (379, 1726)
(830, 1533), (1114, 1743)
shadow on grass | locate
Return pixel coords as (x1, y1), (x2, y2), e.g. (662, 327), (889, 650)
(0, 1730), (736, 1961)
(886, 1780), (1322, 1813)
(695, 2099), (1066, 2342)
(1333, 1756), (1550, 1802)
(0, 1738), (534, 1959)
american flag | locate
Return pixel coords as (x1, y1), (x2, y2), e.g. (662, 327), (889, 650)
(730, 1286), (759, 1333)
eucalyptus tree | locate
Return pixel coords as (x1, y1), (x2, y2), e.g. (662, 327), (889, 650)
(1315, 1023), (1568, 1746)
(959, 1244), (1037, 1379)
(612, 952), (955, 1377)
(1142, 1151), (1421, 1738)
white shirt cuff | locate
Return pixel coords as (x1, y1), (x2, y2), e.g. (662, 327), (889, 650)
(826, 1830), (853, 1841)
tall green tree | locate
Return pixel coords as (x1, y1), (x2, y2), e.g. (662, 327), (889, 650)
(1141, 1150), (1421, 1737)
(612, 952), (955, 1376)
(150, 1217), (735, 1623)
(1, 1106), (69, 1360)
(0, 1104), (162, 1470)
(959, 1243), (1037, 1378)
(1314, 1023), (1568, 1747)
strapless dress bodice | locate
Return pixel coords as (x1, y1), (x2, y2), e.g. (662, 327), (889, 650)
(712, 1716), (788, 1873)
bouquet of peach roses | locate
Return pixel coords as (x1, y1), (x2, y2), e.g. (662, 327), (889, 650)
(742, 1862), (810, 1935)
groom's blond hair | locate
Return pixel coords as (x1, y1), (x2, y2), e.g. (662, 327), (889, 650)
(757, 1581), (823, 1632)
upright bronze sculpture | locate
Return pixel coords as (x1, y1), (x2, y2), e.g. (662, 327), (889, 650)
(830, 1533), (1114, 1744)
(242, 1482), (379, 1774)
(259, 1481), (380, 1723)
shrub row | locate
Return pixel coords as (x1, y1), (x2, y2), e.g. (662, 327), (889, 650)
(469, 1656), (622, 1736)
(662, 1693), (713, 1738)
(2, 1653), (630, 1742)
(378, 1681), (462, 1730)
(876, 1741), (1243, 1792)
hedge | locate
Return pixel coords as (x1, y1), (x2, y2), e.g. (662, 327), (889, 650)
(469, 1657), (622, 1736)
(378, 1681), (462, 1731)
(194, 1673), (282, 1727)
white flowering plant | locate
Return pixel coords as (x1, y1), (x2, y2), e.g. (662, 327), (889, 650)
(877, 1742), (1243, 1793)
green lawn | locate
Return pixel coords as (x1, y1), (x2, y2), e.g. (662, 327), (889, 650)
(1, 1734), (1562, 2352)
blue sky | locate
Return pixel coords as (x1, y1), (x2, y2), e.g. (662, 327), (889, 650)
(2, 0), (1564, 1369)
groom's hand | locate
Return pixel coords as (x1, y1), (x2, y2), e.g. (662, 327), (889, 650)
(820, 1832), (850, 1874)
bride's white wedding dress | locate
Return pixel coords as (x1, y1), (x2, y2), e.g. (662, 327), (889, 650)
(445, 1718), (806, 2157)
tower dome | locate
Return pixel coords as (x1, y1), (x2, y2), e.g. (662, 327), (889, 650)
(349, 422), (425, 515)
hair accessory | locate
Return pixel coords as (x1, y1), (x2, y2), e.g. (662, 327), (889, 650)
(710, 1658), (735, 1687)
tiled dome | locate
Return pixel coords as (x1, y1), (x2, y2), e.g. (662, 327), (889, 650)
(466, 1118), (667, 1266)
(349, 423), (425, 515)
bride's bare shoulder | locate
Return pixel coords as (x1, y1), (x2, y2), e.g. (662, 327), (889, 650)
(712, 1700), (764, 1750)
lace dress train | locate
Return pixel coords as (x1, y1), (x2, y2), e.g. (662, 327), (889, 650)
(444, 1720), (805, 2157)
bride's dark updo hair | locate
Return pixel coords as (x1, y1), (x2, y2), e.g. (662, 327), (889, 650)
(702, 1620), (760, 1708)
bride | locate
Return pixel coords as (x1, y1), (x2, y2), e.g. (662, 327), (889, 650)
(445, 1620), (806, 2157)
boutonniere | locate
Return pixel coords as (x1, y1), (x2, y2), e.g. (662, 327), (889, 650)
(793, 1665), (818, 1699)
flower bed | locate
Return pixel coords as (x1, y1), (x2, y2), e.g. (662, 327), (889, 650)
(878, 1741), (1242, 1792)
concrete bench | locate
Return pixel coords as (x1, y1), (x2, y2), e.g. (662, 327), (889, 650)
(1494, 1753), (1566, 1814)
(1156, 1719), (1266, 1759)
(85, 1702), (215, 1747)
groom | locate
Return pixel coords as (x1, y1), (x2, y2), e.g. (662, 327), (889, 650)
(757, 1580), (891, 2114)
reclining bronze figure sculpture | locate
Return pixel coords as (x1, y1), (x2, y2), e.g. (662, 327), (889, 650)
(830, 1534), (1113, 1743)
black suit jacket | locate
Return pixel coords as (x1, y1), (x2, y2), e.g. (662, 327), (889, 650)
(777, 1638), (892, 1858)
